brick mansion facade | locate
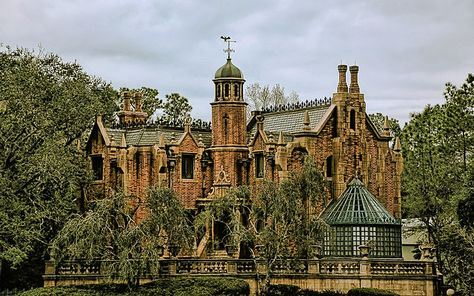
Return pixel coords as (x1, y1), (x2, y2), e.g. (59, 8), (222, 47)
(86, 56), (403, 215)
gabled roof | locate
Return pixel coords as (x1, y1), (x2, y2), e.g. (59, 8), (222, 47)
(321, 177), (400, 225)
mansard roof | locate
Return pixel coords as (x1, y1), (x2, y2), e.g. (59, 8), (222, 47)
(321, 177), (400, 226)
(247, 99), (332, 134)
(106, 126), (212, 147)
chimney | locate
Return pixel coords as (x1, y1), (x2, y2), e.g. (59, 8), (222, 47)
(303, 110), (311, 131)
(337, 65), (348, 93)
(134, 92), (143, 112)
(349, 65), (360, 93)
(123, 91), (131, 111)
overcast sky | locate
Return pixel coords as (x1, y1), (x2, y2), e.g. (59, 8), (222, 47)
(1, 0), (473, 124)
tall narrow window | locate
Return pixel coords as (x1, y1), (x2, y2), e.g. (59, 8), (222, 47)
(224, 84), (230, 97)
(91, 155), (103, 180)
(182, 154), (195, 179)
(350, 109), (356, 130)
(255, 154), (264, 178)
(326, 155), (333, 177)
(234, 83), (239, 97)
(216, 84), (221, 98)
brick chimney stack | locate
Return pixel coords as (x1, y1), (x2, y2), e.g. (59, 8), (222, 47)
(337, 65), (348, 93)
(123, 91), (132, 111)
(134, 92), (143, 112)
(349, 65), (360, 93)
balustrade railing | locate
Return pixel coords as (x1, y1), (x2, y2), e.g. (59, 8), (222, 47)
(47, 258), (434, 278)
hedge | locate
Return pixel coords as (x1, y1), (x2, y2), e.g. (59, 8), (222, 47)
(347, 288), (399, 296)
(18, 277), (250, 296)
(262, 284), (344, 296)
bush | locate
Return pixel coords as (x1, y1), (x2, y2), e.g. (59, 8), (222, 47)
(298, 289), (345, 296)
(263, 285), (344, 296)
(347, 288), (399, 296)
(18, 277), (250, 296)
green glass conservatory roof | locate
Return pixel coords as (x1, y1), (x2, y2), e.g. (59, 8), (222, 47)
(321, 177), (400, 225)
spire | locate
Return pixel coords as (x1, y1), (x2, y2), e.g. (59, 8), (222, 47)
(383, 116), (390, 137)
(303, 110), (311, 131)
(277, 131), (285, 145)
(394, 137), (401, 152)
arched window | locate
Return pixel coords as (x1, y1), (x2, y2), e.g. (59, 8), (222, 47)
(326, 155), (333, 177)
(234, 83), (239, 97)
(224, 84), (230, 97)
(350, 109), (356, 130)
(216, 84), (221, 98)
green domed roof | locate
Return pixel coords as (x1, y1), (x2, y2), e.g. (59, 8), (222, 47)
(215, 58), (243, 79)
(321, 177), (399, 225)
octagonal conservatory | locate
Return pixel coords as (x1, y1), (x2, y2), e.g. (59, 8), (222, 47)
(321, 177), (402, 258)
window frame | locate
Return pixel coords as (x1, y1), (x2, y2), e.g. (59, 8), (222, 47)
(181, 154), (195, 179)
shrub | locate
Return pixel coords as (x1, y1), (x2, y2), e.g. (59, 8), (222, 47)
(347, 288), (399, 296)
(263, 285), (344, 296)
(18, 277), (250, 296)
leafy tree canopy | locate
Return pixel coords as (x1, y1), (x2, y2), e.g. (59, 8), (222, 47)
(118, 86), (162, 119)
(401, 73), (474, 295)
(0, 46), (117, 288)
(161, 92), (192, 122)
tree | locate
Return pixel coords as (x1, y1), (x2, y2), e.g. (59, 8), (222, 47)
(196, 156), (326, 294)
(119, 87), (162, 120)
(401, 74), (474, 295)
(245, 83), (299, 113)
(0, 46), (117, 289)
(368, 113), (402, 140)
(51, 187), (193, 287)
(161, 92), (192, 123)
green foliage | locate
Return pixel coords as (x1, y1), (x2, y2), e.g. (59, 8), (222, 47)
(119, 87), (162, 118)
(401, 73), (474, 295)
(368, 113), (402, 140)
(161, 92), (192, 122)
(347, 288), (399, 296)
(197, 157), (326, 293)
(262, 285), (344, 296)
(51, 187), (193, 287)
(0, 45), (117, 288)
(18, 277), (250, 296)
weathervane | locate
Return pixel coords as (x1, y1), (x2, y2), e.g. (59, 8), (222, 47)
(220, 36), (236, 59)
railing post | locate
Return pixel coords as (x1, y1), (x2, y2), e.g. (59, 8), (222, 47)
(227, 259), (237, 275)
(308, 259), (320, 274)
(44, 259), (56, 275)
(169, 260), (177, 275)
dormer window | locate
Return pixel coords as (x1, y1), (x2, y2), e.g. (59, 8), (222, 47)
(182, 154), (195, 179)
(255, 154), (264, 178)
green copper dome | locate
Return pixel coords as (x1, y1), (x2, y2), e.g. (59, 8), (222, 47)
(321, 177), (399, 225)
(215, 58), (243, 79)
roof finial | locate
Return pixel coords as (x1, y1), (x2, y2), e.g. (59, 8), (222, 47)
(221, 36), (236, 59)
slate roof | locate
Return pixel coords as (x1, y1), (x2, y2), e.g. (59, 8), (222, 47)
(249, 104), (331, 135)
(107, 127), (212, 147)
(321, 177), (400, 225)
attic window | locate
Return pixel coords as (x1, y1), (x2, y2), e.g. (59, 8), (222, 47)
(350, 109), (356, 130)
(182, 154), (195, 179)
(91, 155), (103, 181)
(255, 154), (264, 178)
